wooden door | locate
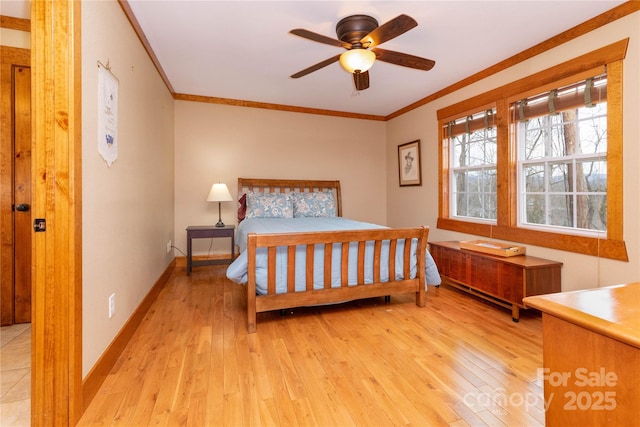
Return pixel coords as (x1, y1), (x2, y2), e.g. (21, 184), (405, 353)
(0, 47), (31, 326)
(13, 65), (32, 323)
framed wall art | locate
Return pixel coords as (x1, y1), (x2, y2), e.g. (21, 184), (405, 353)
(398, 140), (422, 187)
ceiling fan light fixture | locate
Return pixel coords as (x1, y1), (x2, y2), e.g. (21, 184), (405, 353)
(339, 49), (375, 74)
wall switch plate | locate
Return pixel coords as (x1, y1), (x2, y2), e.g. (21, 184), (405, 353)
(108, 293), (115, 318)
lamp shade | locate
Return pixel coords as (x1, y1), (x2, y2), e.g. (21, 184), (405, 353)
(339, 49), (376, 73)
(206, 183), (232, 202)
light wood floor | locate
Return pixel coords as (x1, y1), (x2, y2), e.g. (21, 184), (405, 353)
(78, 265), (545, 426)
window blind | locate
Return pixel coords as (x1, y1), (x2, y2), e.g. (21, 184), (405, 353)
(512, 73), (607, 122)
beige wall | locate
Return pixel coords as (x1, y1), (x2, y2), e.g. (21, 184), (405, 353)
(387, 12), (640, 292)
(173, 101), (387, 256)
(0, 27), (29, 48)
(81, 1), (175, 377)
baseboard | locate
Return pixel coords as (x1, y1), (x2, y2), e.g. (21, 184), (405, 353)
(81, 259), (176, 411)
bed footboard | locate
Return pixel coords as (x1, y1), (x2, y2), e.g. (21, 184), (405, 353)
(246, 226), (429, 333)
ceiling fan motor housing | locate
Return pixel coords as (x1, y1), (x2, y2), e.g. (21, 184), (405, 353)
(336, 15), (378, 46)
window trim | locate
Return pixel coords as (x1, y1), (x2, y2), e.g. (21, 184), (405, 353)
(437, 39), (629, 261)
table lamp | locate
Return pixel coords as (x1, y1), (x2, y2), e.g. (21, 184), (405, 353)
(206, 182), (233, 227)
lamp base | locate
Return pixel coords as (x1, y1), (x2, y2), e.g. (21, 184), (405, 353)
(216, 202), (225, 227)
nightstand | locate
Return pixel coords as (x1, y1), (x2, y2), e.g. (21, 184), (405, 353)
(186, 225), (235, 275)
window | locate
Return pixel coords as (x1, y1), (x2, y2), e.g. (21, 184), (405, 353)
(514, 75), (607, 235)
(437, 40), (628, 261)
(448, 108), (497, 221)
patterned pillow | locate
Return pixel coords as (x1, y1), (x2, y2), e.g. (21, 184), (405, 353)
(292, 191), (337, 218)
(245, 192), (293, 218)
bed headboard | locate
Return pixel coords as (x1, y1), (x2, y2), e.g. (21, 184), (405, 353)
(237, 178), (342, 222)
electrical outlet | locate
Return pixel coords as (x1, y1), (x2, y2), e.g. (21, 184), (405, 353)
(166, 240), (172, 254)
(108, 293), (115, 318)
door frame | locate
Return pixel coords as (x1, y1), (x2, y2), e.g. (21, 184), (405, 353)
(30, 1), (83, 424)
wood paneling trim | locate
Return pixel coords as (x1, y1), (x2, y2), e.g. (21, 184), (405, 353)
(31, 0), (83, 424)
(386, 2), (640, 120)
(435, 219), (629, 261)
(82, 260), (176, 411)
(0, 15), (30, 31)
(173, 93), (386, 121)
(0, 46), (30, 64)
(606, 59), (624, 241)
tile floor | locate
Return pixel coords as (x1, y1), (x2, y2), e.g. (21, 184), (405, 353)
(1, 323), (30, 426)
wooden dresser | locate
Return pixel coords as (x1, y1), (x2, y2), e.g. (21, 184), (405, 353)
(429, 241), (562, 321)
(524, 283), (640, 426)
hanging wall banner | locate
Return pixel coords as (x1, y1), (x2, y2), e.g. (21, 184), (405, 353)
(98, 61), (119, 167)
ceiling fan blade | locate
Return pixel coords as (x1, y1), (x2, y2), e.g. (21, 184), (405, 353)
(290, 29), (351, 49)
(361, 14), (417, 47)
(291, 54), (342, 78)
(353, 71), (370, 91)
(372, 47), (435, 71)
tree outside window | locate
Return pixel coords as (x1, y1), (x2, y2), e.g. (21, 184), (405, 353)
(437, 40), (628, 260)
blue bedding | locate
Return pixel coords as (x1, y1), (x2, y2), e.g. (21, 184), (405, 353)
(226, 217), (441, 295)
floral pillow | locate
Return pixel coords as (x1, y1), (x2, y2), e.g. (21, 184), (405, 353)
(245, 192), (294, 218)
(292, 191), (337, 218)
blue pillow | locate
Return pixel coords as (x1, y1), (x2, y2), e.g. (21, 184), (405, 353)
(245, 192), (293, 218)
(292, 191), (337, 218)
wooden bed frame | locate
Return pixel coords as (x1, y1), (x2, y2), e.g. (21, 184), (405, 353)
(237, 178), (428, 333)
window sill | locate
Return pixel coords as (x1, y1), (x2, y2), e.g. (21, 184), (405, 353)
(437, 217), (628, 261)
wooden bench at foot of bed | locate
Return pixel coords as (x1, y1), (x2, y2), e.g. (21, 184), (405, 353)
(246, 226), (429, 333)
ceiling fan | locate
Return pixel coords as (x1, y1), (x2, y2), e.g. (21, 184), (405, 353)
(290, 14), (436, 91)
